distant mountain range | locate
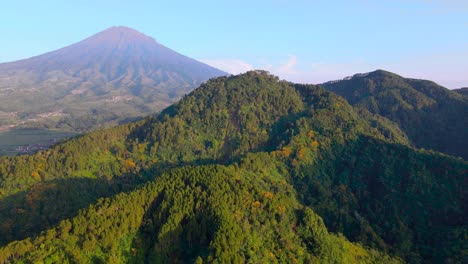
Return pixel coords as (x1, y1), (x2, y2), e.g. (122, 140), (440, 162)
(0, 26), (226, 131)
(322, 70), (468, 159)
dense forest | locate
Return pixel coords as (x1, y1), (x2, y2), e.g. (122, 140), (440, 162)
(0, 163), (401, 263)
(322, 70), (468, 159)
(0, 71), (466, 263)
(453, 87), (468, 96)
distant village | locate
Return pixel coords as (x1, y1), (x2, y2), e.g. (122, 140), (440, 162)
(14, 139), (59, 154)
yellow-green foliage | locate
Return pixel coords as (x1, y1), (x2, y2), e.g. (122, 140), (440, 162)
(0, 72), (465, 263)
(0, 162), (401, 263)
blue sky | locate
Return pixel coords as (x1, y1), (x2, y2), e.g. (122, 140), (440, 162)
(1, 0), (467, 88)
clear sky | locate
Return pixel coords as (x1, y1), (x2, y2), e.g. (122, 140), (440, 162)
(1, 0), (467, 88)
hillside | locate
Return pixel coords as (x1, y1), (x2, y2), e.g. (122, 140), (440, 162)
(0, 163), (400, 263)
(454, 87), (468, 96)
(0, 72), (466, 263)
(0, 26), (226, 132)
(322, 70), (468, 159)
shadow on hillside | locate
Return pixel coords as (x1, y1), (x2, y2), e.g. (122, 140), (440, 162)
(128, 190), (215, 263)
(0, 157), (221, 248)
(0, 176), (143, 247)
(290, 135), (467, 263)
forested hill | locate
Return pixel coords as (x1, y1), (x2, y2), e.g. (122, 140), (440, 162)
(0, 163), (400, 263)
(0, 71), (466, 263)
(454, 87), (468, 96)
(322, 70), (468, 159)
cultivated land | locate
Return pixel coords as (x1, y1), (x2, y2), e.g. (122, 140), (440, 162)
(0, 128), (77, 155)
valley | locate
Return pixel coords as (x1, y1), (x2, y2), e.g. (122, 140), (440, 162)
(0, 128), (77, 155)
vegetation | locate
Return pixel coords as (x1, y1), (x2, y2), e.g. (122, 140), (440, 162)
(322, 70), (468, 159)
(0, 162), (401, 263)
(0, 71), (465, 263)
(453, 87), (468, 96)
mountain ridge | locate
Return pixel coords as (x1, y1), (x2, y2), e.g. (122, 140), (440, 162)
(321, 69), (468, 159)
(453, 87), (468, 96)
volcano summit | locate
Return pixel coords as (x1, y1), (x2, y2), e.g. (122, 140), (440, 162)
(0, 26), (226, 131)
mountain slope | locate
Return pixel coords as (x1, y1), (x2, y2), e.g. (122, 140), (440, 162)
(0, 164), (400, 263)
(321, 70), (468, 159)
(0, 26), (226, 131)
(0, 72), (465, 263)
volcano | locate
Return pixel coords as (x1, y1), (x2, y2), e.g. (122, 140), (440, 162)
(0, 26), (226, 131)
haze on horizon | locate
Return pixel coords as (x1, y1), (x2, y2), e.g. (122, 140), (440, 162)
(1, 0), (467, 88)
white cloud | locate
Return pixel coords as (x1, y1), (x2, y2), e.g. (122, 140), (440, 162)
(198, 58), (254, 75)
(199, 56), (376, 85)
(275, 55), (298, 75)
(264, 55), (308, 82)
(200, 52), (468, 89)
(306, 62), (379, 83)
(266, 56), (378, 85)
